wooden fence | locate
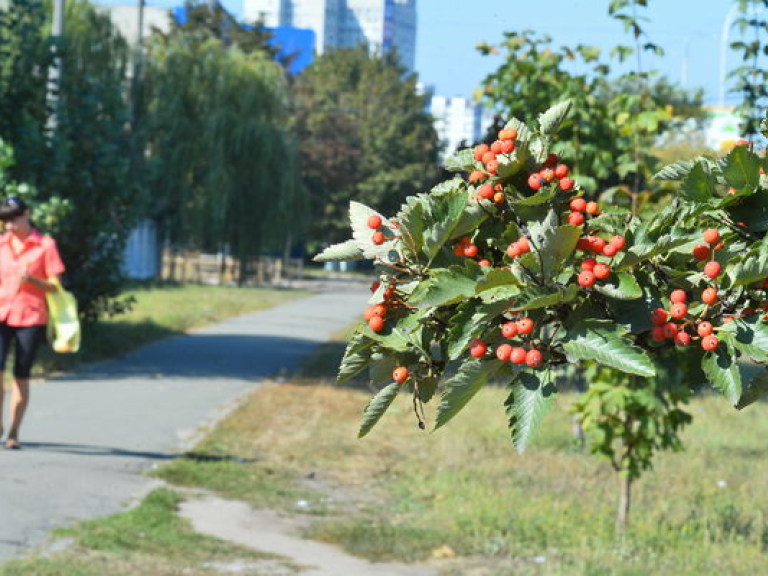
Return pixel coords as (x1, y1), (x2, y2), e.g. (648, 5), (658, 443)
(160, 251), (304, 286)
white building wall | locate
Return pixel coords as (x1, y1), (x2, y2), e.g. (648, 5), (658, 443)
(430, 95), (494, 162)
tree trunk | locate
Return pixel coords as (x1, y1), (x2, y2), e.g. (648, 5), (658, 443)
(616, 472), (632, 533)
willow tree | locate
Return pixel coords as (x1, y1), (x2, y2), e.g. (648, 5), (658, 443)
(146, 32), (303, 282)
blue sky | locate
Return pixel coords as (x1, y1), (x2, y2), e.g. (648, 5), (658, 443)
(413, 0), (738, 106)
(135, 0), (746, 106)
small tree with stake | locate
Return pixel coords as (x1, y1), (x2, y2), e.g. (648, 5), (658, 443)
(315, 101), (768, 531)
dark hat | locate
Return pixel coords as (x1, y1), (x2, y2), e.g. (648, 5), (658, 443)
(0, 197), (29, 222)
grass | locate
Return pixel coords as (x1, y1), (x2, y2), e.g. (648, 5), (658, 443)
(0, 488), (296, 576)
(33, 282), (310, 376)
(149, 376), (768, 576)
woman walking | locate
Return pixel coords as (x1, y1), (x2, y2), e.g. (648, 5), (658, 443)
(0, 197), (65, 449)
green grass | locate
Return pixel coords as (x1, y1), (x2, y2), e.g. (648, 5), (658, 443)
(144, 381), (768, 576)
(34, 282), (310, 376)
(0, 488), (295, 576)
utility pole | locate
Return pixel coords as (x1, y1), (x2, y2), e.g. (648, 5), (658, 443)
(47, 0), (66, 132)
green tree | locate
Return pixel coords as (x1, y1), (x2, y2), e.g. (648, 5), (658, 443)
(145, 30), (302, 281)
(292, 46), (440, 249)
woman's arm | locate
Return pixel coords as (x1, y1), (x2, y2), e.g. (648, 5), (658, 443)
(22, 273), (59, 294)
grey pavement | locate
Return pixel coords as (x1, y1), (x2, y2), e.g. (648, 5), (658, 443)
(0, 279), (371, 564)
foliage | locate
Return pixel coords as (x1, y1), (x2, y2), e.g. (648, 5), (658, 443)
(292, 46), (440, 249)
(145, 29), (303, 280)
(0, 0), (142, 320)
(477, 25), (702, 205)
(730, 0), (768, 137)
(315, 102), (768, 525)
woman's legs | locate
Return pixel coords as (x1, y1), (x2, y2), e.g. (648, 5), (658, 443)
(6, 325), (45, 448)
(0, 323), (13, 441)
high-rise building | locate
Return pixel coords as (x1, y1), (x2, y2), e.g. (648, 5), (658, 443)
(428, 94), (495, 162)
(243, 0), (416, 72)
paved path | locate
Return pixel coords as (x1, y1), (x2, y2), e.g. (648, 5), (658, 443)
(0, 280), (370, 563)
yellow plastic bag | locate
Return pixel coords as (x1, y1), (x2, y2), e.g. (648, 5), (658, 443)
(46, 279), (80, 353)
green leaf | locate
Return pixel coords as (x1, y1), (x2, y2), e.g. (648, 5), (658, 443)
(719, 316), (768, 362)
(443, 148), (475, 173)
(701, 343), (742, 406)
(512, 284), (580, 311)
(723, 145), (761, 190)
(313, 239), (364, 262)
(728, 244), (768, 286)
(358, 383), (401, 438)
(736, 368), (768, 410)
(727, 190), (768, 232)
(338, 332), (375, 383)
(593, 271), (642, 300)
(506, 371), (556, 453)
(525, 222), (581, 278)
(562, 319), (656, 377)
(538, 100), (572, 136)
(680, 162), (716, 203)
(446, 300), (508, 360)
(409, 266), (478, 308)
(435, 359), (503, 429)
(349, 202), (398, 259)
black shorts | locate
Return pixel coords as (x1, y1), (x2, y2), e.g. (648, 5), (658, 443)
(0, 323), (46, 379)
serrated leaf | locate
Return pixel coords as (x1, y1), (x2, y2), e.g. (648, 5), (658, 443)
(443, 148), (476, 173)
(369, 353), (399, 386)
(313, 239), (364, 262)
(525, 222), (581, 278)
(719, 316), (768, 362)
(512, 284), (580, 311)
(358, 383), (401, 438)
(701, 343), (742, 405)
(446, 300), (508, 360)
(338, 332), (375, 383)
(562, 319), (656, 377)
(680, 162), (716, 203)
(409, 267), (477, 308)
(506, 371), (556, 453)
(593, 271), (642, 300)
(723, 145), (761, 190)
(728, 245), (768, 286)
(727, 190), (768, 232)
(616, 231), (694, 270)
(349, 202), (398, 259)
(736, 368), (768, 410)
(434, 359), (503, 429)
(538, 100), (572, 136)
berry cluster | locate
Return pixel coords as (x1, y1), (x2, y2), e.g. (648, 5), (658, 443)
(467, 317), (544, 368)
(367, 214), (387, 245)
(649, 289), (720, 351)
(528, 155), (573, 192)
(363, 281), (398, 332)
(470, 128), (518, 182)
(574, 234), (626, 288)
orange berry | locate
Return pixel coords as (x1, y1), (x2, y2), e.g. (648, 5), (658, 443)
(585, 201), (599, 215)
(368, 315), (385, 332)
(463, 243), (479, 258)
(367, 214), (383, 229)
(496, 343), (513, 362)
(516, 317), (535, 335)
(559, 177), (575, 191)
(473, 143), (489, 162)
(554, 164), (569, 179)
(662, 322), (679, 339)
(670, 289), (687, 304)
(510, 347), (527, 365)
(528, 174), (544, 190)
(568, 212), (585, 226)
(674, 331), (691, 347)
(501, 321), (518, 339)
(701, 335), (719, 352)
(609, 235), (626, 251)
(703, 228), (720, 245)
(570, 197), (587, 212)
(372, 231), (385, 245)
(593, 263), (611, 280)
(393, 366), (409, 384)
(525, 349), (543, 368)
(578, 270), (596, 287)
(500, 140), (515, 154)
(704, 261), (722, 279)
(469, 339), (487, 358)
(650, 308), (668, 326)
(697, 322), (713, 337)
(692, 244), (710, 261)
(481, 151), (496, 165)
(581, 258), (597, 271)
(493, 191), (506, 204)
(469, 170), (487, 183)
(485, 160), (499, 174)
(478, 183), (494, 199)
(670, 302), (688, 319)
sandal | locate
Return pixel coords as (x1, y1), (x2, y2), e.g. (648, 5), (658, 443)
(4, 439), (21, 450)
